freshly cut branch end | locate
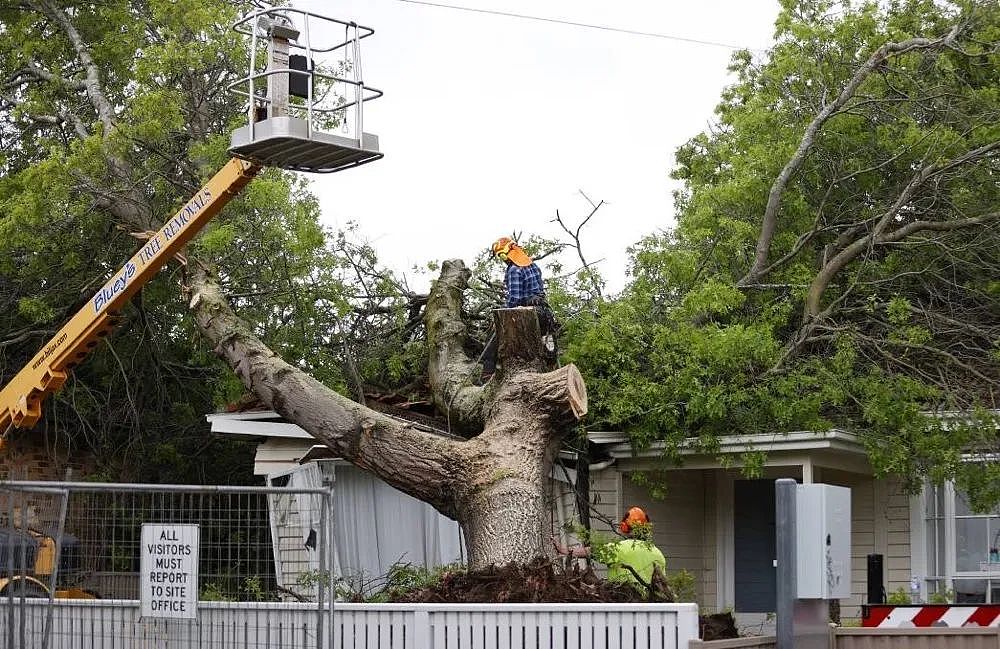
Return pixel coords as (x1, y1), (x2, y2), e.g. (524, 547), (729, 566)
(566, 365), (587, 419)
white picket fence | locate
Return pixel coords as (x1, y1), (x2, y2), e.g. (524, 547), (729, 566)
(0, 599), (699, 649)
(334, 603), (700, 649)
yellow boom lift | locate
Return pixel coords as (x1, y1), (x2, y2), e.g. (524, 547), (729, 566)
(0, 6), (382, 438)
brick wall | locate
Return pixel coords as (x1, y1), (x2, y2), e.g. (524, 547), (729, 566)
(0, 431), (95, 481)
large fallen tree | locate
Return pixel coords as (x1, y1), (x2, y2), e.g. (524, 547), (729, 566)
(192, 259), (586, 567)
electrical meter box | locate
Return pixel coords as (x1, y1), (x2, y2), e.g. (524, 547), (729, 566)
(795, 484), (851, 599)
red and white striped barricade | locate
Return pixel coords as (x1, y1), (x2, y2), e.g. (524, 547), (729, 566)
(862, 604), (1000, 628)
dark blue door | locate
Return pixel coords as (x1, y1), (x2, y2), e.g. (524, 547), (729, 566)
(734, 479), (776, 613)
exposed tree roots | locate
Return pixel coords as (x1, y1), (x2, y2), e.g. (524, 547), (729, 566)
(383, 559), (738, 640)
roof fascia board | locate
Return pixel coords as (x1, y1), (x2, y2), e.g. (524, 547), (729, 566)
(601, 429), (864, 459)
(206, 411), (282, 422)
(209, 417), (313, 439)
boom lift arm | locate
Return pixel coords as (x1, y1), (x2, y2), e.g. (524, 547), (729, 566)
(0, 158), (259, 434)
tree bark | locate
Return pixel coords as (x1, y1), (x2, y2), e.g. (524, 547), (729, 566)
(190, 259), (586, 568)
(425, 260), (489, 433)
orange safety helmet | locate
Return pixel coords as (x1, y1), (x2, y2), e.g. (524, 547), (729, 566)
(491, 237), (533, 267)
(619, 506), (650, 535)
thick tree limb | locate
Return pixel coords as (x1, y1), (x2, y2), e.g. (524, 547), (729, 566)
(189, 264), (588, 567)
(187, 266), (464, 516)
(805, 207), (999, 318)
(425, 259), (488, 433)
(9, 62), (87, 92)
(31, 0), (115, 136)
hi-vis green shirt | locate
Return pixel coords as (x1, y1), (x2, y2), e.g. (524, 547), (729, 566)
(606, 539), (666, 585)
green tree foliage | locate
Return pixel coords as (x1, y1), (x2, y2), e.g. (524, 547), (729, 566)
(565, 0), (1000, 496)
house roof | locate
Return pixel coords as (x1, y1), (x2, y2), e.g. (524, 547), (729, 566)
(589, 429), (871, 475)
(207, 411), (311, 439)
(589, 429), (865, 457)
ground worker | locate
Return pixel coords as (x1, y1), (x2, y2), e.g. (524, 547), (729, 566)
(552, 506), (667, 588)
(481, 237), (557, 380)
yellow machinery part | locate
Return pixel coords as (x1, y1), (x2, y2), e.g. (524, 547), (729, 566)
(31, 531), (55, 576)
(55, 588), (96, 599)
(0, 575), (51, 598)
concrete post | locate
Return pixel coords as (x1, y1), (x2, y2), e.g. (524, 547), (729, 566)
(776, 478), (829, 649)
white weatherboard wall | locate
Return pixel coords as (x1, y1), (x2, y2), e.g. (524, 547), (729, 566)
(623, 470), (712, 603)
(1, 599), (700, 649)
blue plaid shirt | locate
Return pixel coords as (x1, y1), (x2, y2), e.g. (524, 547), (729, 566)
(505, 262), (544, 307)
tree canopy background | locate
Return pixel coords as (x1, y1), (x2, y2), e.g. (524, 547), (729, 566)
(565, 0), (1000, 505)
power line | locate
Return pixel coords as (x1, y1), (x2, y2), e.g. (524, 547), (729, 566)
(394, 0), (757, 51)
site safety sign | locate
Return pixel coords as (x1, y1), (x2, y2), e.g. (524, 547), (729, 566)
(140, 523), (199, 619)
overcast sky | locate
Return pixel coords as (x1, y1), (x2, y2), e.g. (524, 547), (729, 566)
(293, 0), (782, 292)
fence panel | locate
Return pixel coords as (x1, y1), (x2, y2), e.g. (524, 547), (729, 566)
(330, 603), (700, 649)
(0, 481), (333, 649)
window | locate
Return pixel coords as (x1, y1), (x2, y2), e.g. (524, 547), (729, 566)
(924, 484), (1000, 603)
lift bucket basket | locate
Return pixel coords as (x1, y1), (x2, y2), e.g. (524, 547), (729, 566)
(228, 7), (383, 173)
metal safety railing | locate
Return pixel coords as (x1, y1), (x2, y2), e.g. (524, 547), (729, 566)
(228, 7), (383, 144)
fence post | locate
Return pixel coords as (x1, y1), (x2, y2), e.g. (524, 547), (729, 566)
(412, 609), (431, 649)
(673, 603), (700, 648)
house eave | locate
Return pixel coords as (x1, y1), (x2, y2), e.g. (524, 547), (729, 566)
(591, 429), (865, 459)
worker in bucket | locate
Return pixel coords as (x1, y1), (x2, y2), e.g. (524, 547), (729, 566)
(481, 237), (557, 381)
(552, 506), (667, 588)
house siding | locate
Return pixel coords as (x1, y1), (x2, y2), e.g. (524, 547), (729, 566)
(589, 466), (620, 525)
(546, 466), (621, 547)
(704, 473), (719, 609)
(604, 464), (908, 621)
(265, 489), (319, 600)
(253, 438), (314, 475)
(622, 470), (710, 603)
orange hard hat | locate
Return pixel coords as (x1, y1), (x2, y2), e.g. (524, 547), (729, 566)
(491, 237), (532, 267)
(619, 506), (650, 534)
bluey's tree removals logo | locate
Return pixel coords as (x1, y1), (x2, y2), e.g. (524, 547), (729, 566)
(163, 189), (212, 241)
(92, 262), (137, 313)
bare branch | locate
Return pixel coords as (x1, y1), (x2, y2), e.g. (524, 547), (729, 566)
(552, 194), (606, 300)
(740, 25), (962, 285)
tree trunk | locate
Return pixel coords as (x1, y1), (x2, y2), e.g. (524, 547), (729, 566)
(457, 474), (548, 568)
(188, 258), (586, 569)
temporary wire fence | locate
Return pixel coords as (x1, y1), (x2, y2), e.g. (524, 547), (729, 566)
(0, 480), (335, 649)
